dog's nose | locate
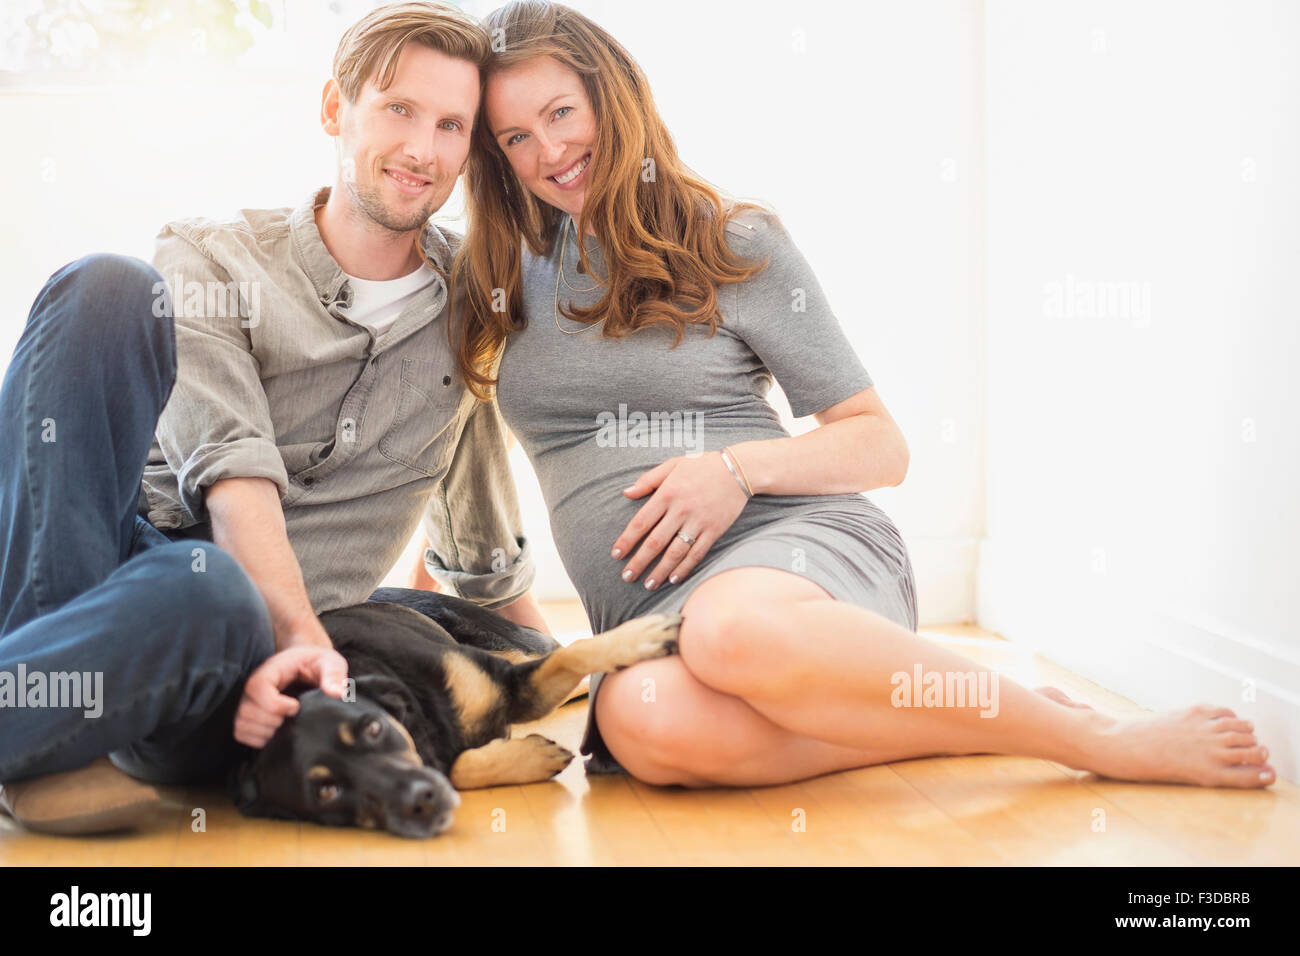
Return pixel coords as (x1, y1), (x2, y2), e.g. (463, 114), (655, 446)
(402, 777), (457, 830)
(407, 780), (438, 816)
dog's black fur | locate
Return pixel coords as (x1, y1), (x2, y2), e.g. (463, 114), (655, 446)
(230, 589), (680, 838)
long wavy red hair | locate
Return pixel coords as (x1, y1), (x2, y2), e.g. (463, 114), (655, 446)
(452, 0), (773, 400)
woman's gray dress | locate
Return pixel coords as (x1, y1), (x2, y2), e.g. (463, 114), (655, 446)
(495, 209), (918, 773)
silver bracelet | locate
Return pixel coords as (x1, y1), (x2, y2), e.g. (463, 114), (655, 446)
(720, 449), (753, 497)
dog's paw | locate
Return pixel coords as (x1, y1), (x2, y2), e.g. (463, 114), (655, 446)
(595, 612), (682, 672)
(518, 734), (575, 779)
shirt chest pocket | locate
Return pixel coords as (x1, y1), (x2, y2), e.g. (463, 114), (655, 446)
(378, 357), (464, 478)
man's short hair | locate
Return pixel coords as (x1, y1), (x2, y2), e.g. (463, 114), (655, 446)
(332, 1), (491, 102)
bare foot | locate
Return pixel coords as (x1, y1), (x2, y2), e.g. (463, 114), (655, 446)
(1035, 685), (1095, 710)
(1073, 704), (1275, 788)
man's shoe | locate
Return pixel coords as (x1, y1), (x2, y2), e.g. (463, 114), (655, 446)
(0, 757), (162, 835)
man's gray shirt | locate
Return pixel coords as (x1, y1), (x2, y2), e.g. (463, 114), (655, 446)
(138, 186), (534, 614)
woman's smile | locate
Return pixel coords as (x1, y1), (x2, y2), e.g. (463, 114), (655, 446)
(549, 152), (591, 188)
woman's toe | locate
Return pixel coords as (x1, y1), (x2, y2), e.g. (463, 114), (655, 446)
(1213, 717), (1255, 734)
(1195, 704), (1237, 720)
(1221, 763), (1275, 788)
(1218, 744), (1268, 766)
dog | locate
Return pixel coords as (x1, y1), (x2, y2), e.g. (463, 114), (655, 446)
(231, 588), (681, 838)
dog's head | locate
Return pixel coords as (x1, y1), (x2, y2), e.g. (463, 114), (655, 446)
(232, 674), (460, 838)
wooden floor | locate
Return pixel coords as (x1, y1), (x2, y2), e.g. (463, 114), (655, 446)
(2, 603), (1297, 866)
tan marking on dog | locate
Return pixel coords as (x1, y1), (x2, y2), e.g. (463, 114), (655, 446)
(307, 765), (332, 781)
(385, 714), (422, 765)
(338, 722), (355, 746)
(449, 735), (573, 789)
(494, 648), (542, 664)
(441, 652), (500, 736)
(516, 613), (683, 721)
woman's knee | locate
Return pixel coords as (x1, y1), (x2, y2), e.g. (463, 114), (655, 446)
(594, 661), (700, 784)
(678, 571), (816, 695)
(594, 659), (757, 786)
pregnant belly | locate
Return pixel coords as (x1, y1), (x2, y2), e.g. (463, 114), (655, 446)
(545, 471), (885, 632)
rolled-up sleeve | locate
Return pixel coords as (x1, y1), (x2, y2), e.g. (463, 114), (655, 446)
(420, 396), (536, 608)
(152, 228), (289, 522)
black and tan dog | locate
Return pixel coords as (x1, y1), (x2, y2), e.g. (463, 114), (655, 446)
(231, 588), (681, 838)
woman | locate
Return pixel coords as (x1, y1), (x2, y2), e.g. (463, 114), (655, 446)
(449, 0), (1274, 789)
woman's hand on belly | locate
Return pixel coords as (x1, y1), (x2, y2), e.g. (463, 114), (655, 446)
(611, 451), (749, 592)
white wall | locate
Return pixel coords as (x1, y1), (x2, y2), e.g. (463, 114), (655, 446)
(979, 0), (1300, 778)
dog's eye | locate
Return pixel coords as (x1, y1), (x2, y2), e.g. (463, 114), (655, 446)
(364, 719), (384, 740)
(316, 781), (340, 803)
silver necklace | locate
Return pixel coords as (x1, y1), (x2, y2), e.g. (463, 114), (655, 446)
(553, 215), (605, 335)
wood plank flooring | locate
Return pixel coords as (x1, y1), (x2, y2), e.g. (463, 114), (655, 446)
(2, 606), (1295, 865)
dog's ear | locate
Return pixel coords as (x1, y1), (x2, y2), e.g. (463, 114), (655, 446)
(352, 674), (418, 727)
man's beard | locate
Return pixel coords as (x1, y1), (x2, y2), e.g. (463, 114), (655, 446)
(345, 172), (441, 233)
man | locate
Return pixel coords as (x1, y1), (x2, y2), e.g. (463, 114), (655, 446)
(0, 1), (546, 835)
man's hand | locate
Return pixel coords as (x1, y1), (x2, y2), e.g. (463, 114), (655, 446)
(234, 644), (349, 748)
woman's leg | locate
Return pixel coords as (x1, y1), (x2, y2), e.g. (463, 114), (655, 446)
(595, 654), (942, 787)
(597, 567), (1275, 789)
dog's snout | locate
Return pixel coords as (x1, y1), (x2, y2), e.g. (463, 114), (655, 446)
(400, 775), (458, 835)
(407, 779), (438, 816)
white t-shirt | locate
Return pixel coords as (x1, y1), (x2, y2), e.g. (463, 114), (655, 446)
(342, 263), (438, 335)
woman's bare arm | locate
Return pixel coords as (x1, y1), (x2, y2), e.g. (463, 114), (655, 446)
(728, 386), (909, 495)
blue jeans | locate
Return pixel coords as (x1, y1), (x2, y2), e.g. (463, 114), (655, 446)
(0, 254), (275, 786)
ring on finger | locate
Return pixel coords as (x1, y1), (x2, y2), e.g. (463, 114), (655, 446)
(675, 530), (697, 545)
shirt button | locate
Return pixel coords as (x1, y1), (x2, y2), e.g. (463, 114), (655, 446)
(442, 375), (451, 386)
(302, 477), (315, 486)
